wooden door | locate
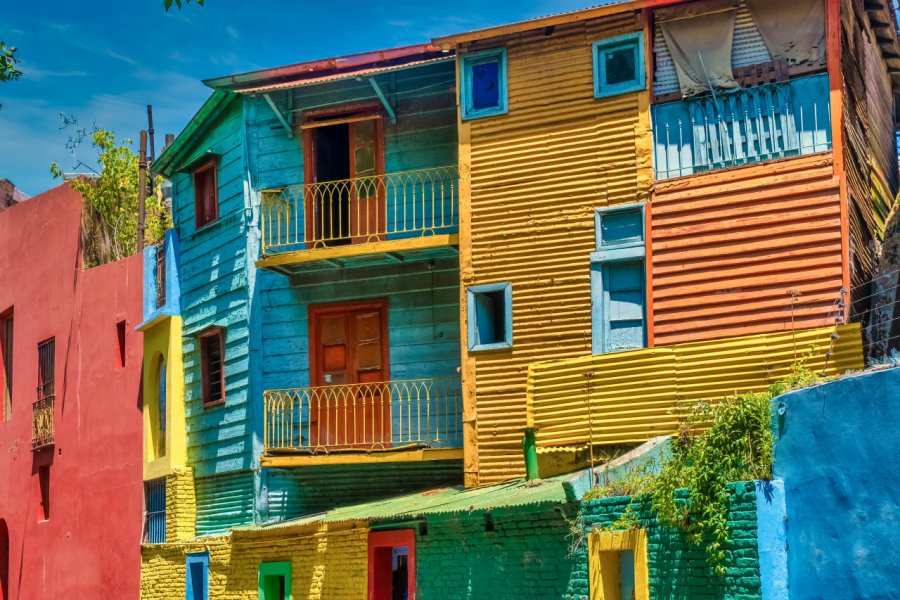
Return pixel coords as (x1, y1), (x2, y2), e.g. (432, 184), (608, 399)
(310, 300), (390, 449)
(349, 118), (385, 243)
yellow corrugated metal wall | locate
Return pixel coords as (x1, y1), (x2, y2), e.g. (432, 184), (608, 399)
(458, 12), (653, 485)
(526, 323), (864, 449)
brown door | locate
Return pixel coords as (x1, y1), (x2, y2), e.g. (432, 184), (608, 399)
(309, 300), (390, 449)
(349, 118), (385, 243)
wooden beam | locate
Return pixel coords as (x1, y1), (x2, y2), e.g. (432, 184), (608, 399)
(263, 93), (292, 137)
(260, 447), (464, 467)
(369, 79), (397, 125)
(256, 233), (460, 269)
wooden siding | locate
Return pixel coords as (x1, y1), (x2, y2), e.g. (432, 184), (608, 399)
(840, 0), (898, 315)
(195, 470), (256, 536)
(527, 324), (864, 449)
(172, 99), (257, 478)
(651, 154), (845, 345)
(460, 13), (653, 485)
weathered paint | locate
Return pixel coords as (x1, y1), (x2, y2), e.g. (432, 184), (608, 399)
(527, 324), (864, 449)
(773, 367), (900, 599)
(457, 12), (654, 485)
(0, 185), (143, 598)
(166, 467), (197, 542)
(651, 155), (844, 345)
(755, 479), (788, 600)
(141, 522), (369, 600)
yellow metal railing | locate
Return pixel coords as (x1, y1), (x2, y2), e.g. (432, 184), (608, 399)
(526, 324), (865, 450)
(32, 396), (54, 449)
(263, 377), (462, 453)
(261, 166), (458, 254)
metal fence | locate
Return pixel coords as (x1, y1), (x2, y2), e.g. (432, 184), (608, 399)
(261, 166), (458, 254)
(652, 74), (832, 179)
(263, 377), (462, 453)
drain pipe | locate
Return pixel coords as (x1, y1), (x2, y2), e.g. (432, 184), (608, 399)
(522, 428), (539, 480)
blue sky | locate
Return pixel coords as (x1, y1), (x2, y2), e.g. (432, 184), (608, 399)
(0, 0), (596, 196)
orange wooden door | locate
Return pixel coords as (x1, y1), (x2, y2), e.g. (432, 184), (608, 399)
(349, 118), (385, 243)
(310, 301), (390, 449)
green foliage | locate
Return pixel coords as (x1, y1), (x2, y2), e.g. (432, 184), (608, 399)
(595, 360), (818, 576)
(51, 128), (170, 267)
(164, 0), (204, 10)
(0, 42), (21, 82)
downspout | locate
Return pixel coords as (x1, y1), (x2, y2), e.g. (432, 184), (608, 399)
(522, 428), (539, 480)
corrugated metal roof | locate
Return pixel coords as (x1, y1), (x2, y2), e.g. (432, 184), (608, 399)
(234, 56), (453, 94)
(237, 474), (572, 532)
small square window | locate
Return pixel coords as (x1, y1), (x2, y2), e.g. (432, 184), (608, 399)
(461, 48), (508, 120)
(467, 282), (513, 351)
(199, 328), (226, 407)
(595, 205), (644, 251)
(193, 160), (219, 229)
(589, 529), (648, 600)
(593, 33), (646, 99)
(258, 561), (291, 600)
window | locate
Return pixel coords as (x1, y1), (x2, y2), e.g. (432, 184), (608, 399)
(200, 329), (225, 407)
(591, 205), (646, 354)
(186, 552), (209, 600)
(593, 32), (646, 99)
(0, 311), (11, 422)
(368, 530), (416, 600)
(116, 320), (127, 368)
(156, 241), (167, 308)
(37, 466), (50, 521)
(460, 48), (508, 120)
(193, 160), (218, 229)
(467, 282), (513, 351)
(588, 528), (649, 600)
(258, 561), (291, 600)
(144, 478), (166, 543)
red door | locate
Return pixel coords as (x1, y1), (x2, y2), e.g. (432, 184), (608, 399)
(310, 300), (390, 449)
(349, 118), (385, 244)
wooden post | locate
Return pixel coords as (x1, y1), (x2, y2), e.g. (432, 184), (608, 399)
(138, 130), (147, 253)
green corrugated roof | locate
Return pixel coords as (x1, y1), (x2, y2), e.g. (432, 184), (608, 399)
(238, 474), (574, 533)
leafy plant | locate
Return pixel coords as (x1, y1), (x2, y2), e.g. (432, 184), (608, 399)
(51, 128), (170, 267)
(164, 0), (204, 10)
(0, 42), (21, 82)
(594, 359), (819, 576)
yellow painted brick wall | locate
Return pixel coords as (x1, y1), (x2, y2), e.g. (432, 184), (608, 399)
(141, 523), (368, 599)
(166, 467), (196, 542)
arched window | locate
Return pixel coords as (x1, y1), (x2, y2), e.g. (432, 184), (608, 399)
(157, 358), (166, 458)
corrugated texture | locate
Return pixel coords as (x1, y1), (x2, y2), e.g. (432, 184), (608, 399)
(461, 14), (654, 485)
(527, 323), (864, 448)
(653, 1), (772, 97)
(195, 471), (256, 537)
(651, 154), (844, 345)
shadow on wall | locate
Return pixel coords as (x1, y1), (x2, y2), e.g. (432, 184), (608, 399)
(773, 367), (900, 600)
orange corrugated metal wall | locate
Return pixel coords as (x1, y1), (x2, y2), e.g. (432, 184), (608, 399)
(460, 12), (652, 485)
(650, 154), (845, 346)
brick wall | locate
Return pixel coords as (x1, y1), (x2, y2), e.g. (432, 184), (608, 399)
(140, 523), (368, 600)
(166, 467), (196, 542)
(570, 481), (763, 600)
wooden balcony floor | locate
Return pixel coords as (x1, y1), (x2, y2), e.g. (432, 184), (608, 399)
(261, 445), (463, 467)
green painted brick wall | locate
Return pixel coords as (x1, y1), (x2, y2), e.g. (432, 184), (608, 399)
(569, 481), (763, 600)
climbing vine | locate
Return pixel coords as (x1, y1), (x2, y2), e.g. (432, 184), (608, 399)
(590, 360), (819, 576)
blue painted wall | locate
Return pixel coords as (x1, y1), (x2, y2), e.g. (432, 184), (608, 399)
(140, 228), (182, 327)
(772, 367), (900, 599)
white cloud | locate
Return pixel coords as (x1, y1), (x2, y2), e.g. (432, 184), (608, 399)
(226, 26), (239, 41)
(106, 49), (139, 66)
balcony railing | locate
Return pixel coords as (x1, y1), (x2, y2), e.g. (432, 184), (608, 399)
(652, 74), (832, 180)
(261, 166), (458, 255)
(32, 396), (54, 450)
(263, 377), (462, 454)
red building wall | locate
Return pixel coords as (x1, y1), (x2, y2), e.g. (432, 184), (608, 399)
(0, 184), (143, 599)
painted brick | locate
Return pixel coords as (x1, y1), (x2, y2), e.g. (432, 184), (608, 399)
(166, 467), (197, 542)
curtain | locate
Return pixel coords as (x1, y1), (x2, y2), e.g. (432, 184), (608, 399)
(745, 0), (826, 65)
(658, 0), (740, 97)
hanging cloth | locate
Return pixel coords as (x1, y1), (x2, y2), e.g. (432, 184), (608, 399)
(745, 0), (826, 65)
(657, 0), (740, 97)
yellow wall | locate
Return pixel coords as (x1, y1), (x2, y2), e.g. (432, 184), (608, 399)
(141, 522), (369, 600)
(527, 324), (865, 450)
(142, 316), (187, 481)
(166, 467), (196, 542)
(457, 11), (653, 485)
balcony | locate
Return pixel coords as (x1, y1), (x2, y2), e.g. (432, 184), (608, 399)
(32, 396), (54, 450)
(526, 324), (863, 451)
(652, 74), (832, 180)
(259, 166), (459, 274)
(262, 377), (463, 466)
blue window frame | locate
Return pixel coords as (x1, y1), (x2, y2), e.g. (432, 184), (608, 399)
(467, 282), (513, 351)
(461, 48), (508, 120)
(186, 552), (209, 600)
(144, 478), (166, 544)
(592, 32), (646, 99)
(591, 204), (646, 354)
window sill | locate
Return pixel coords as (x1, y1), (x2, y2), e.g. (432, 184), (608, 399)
(202, 399), (226, 409)
(468, 341), (513, 352)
